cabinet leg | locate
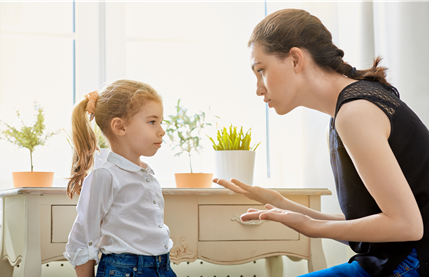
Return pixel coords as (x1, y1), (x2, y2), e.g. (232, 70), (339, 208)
(265, 256), (283, 277)
(308, 238), (327, 273)
(20, 195), (42, 277)
(0, 257), (14, 277)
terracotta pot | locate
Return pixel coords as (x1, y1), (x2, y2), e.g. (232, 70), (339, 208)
(174, 173), (213, 188)
(12, 172), (54, 188)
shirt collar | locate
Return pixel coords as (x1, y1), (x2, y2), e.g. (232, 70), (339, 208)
(107, 151), (155, 174)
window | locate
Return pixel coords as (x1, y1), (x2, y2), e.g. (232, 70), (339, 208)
(0, 2), (307, 189)
(0, 2), (75, 188)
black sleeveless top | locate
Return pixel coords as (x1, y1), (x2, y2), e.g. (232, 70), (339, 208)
(329, 80), (429, 276)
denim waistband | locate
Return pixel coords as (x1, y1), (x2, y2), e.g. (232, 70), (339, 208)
(101, 253), (170, 274)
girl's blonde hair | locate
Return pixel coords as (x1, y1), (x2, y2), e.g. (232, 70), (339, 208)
(67, 79), (162, 199)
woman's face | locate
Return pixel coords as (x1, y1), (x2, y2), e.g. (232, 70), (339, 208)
(250, 43), (302, 115)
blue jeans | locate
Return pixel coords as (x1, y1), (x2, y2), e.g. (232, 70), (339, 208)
(299, 249), (420, 277)
(96, 253), (177, 277)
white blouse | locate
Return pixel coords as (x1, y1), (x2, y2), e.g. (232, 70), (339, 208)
(63, 152), (173, 268)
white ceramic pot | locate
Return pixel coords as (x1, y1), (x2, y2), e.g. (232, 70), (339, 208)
(214, 150), (256, 186)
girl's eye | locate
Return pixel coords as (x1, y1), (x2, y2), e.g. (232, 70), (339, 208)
(150, 121), (156, 125)
(257, 69), (263, 75)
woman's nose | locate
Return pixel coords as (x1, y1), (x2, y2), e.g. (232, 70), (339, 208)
(256, 85), (267, 96)
(256, 77), (267, 96)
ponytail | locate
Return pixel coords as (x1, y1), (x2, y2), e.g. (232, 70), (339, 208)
(67, 99), (98, 199)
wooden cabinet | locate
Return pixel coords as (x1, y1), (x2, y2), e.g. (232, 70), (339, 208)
(0, 187), (331, 277)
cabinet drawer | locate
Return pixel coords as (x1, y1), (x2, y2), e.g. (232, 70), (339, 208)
(199, 205), (299, 241)
(51, 205), (77, 243)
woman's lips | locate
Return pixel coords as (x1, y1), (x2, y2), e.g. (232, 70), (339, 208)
(154, 143), (162, 148)
(264, 98), (272, 107)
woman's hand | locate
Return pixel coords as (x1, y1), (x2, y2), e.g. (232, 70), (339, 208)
(242, 204), (316, 237)
(213, 178), (285, 207)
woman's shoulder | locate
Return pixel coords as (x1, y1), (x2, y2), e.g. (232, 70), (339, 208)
(335, 80), (401, 119)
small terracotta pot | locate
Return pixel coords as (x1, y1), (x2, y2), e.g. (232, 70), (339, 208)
(174, 173), (213, 188)
(12, 172), (54, 188)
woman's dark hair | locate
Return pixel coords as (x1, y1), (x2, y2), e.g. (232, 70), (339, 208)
(249, 9), (395, 91)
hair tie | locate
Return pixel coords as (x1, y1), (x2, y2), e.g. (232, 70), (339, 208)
(349, 67), (357, 76)
(85, 90), (99, 121)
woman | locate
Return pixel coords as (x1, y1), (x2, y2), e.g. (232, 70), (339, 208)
(214, 9), (429, 277)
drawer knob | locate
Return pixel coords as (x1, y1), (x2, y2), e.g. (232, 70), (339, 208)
(231, 215), (266, 226)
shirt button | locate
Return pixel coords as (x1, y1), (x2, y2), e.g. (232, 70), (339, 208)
(146, 178), (150, 182)
(153, 200), (156, 204)
(164, 245), (168, 249)
(125, 274), (130, 277)
(88, 242), (92, 246)
(133, 267), (137, 271)
(159, 225), (162, 228)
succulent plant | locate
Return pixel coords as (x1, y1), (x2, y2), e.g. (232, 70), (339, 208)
(207, 125), (260, 151)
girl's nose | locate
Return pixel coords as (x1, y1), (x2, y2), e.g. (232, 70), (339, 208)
(160, 126), (166, 137)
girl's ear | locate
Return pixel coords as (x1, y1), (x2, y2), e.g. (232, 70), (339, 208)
(289, 47), (305, 73)
(111, 117), (126, 136)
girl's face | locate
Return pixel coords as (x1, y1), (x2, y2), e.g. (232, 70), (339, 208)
(123, 101), (165, 157)
(250, 43), (302, 115)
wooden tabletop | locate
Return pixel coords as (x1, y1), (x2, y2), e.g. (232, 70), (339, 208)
(0, 187), (331, 198)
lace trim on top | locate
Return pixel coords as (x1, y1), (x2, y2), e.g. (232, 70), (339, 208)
(335, 81), (401, 118)
(330, 81), (401, 151)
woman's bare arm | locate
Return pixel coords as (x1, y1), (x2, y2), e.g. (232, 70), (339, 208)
(242, 100), (423, 243)
(213, 178), (345, 221)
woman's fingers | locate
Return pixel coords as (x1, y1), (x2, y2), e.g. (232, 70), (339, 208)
(265, 203), (276, 210)
(259, 210), (286, 221)
(230, 178), (253, 190)
(240, 210), (264, 221)
(213, 178), (248, 194)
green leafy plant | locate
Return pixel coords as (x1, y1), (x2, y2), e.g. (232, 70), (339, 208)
(0, 103), (56, 171)
(207, 125), (261, 151)
(164, 99), (212, 173)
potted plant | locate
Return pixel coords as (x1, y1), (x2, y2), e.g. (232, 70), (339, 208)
(207, 125), (260, 186)
(164, 99), (213, 188)
(0, 103), (56, 188)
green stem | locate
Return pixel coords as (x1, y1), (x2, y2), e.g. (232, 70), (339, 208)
(30, 150), (33, 172)
(189, 152), (193, 173)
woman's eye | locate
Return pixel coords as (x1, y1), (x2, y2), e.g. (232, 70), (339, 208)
(150, 121), (156, 125)
(257, 69), (263, 75)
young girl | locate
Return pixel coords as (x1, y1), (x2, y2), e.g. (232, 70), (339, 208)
(215, 9), (429, 277)
(63, 79), (176, 277)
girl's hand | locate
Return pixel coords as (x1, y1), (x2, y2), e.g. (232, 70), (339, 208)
(213, 178), (284, 207)
(242, 204), (315, 237)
